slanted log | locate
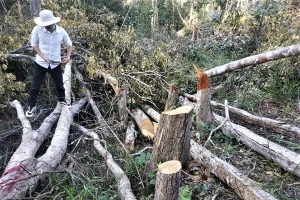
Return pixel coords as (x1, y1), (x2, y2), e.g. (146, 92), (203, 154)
(164, 85), (179, 111)
(143, 105), (161, 122)
(154, 160), (182, 200)
(190, 140), (277, 200)
(74, 124), (137, 200)
(211, 101), (300, 140)
(194, 68), (214, 126)
(214, 113), (300, 178)
(145, 106), (193, 173)
(131, 108), (154, 140)
(205, 44), (300, 77)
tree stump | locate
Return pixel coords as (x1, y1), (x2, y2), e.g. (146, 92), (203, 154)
(195, 68), (214, 127)
(154, 160), (182, 200)
(145, 106), (193, 173)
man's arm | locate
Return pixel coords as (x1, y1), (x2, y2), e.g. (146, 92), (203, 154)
(32, 46), (50, 63)
(61, 45), (72, 64)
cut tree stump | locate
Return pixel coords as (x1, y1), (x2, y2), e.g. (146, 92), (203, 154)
(194, 67), (214, 127)
(145, 106), (193, 173)
(154, 160), (182, 200)
(190, 140), (277, 200)
(214, 113), (300, 178)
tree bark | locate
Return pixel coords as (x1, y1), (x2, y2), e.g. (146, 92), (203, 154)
(131, 108), (155, 139)
(143, 105), (161, 122)
(145, 106), (193, 173)
(125, 121), (138, 151)
(195, 69), (214, 126)
(30, 0), (42, 17)
(74, 124), (137, 200)
(164, 85), (179, 111)
(118, 84), (130, 129)
(190, 140), (277, 200)
(211, 101), (300, 140)
(205, 44), (300, 77)
(214, 113), (300, 178)
(154, 160), (182, 200)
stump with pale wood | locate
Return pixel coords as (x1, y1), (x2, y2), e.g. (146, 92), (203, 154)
(145, 106), (193, 173)
(195, 68), (214, 127)
(154, 160), (182, 200)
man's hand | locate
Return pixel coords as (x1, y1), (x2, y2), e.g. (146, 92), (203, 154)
(61, 57), (70, 64)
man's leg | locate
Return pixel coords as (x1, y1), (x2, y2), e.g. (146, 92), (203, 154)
(28, 62), (47, 107)
(48, 64), (66, 102)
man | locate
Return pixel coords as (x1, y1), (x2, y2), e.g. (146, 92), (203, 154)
(26, 9), (72, 118)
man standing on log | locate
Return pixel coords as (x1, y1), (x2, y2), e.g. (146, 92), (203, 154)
(26, 9), (72, 117)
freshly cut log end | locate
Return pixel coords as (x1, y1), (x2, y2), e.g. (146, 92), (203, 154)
(154, 160), (182, 200)
(157, 160), (182, 174)
(142, 118), (154, 139)
(162, 106), (194, 115)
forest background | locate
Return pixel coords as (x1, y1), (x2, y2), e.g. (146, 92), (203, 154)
(0, 0), (300, 199)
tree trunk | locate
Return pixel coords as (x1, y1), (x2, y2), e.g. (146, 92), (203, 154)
(131, 108), (155, 139)
(125, 121), (138, 151)
(195, 69), (214, 126)
(30, 0), (42, 17)
(205, 44), (300, 77)
(154, 160), (182, 200)
(151, 0), (158, 32)
(190, 140), (277, 200)
(214, 113), (300, 178)
(143, 105), (161, 122)
(164, 85), (179, 111)
(118, 84), (130, 129)
(145, 106), (193, 173)
(211, 101), (300, 140)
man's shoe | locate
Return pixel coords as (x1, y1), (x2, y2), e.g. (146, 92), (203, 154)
(59, 100), (71, 108)
(25, 106), (36, 118)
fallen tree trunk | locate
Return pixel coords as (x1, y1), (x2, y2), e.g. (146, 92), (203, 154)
(154, 160), (182, 200)
(211, 101), (300, 140)
(214, 113), (300, 178)
(205, 43), (300, 77)
(74, 124), (137, 200)
(190, 140), (277, 200)
(145, 106), (193, 173)
(143, 105), (161, 122)
(131, 108), (155, 140)
(0, 63), (88, 199)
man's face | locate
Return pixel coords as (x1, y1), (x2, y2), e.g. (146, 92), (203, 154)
(45, 24), (55, 32)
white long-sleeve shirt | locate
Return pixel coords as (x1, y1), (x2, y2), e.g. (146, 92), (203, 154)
(31, 25), (72, 69)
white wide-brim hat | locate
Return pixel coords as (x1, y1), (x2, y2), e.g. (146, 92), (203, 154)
(34, 10), (61, 26)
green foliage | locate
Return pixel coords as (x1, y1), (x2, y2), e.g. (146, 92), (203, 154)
(134, 152), (151, 168)
(179, 185), (193, 200)
(141, 170), (157, 197)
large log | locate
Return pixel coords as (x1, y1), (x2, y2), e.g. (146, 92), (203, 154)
(211, 101), (300, 140)
(214, 113), (300, 178)
(145, 106), (193, 173)
(74, 124), (137, 200)
(154, 160), (182, 200)
(190, 140), (277, 200)
(205, 44), (300, 77)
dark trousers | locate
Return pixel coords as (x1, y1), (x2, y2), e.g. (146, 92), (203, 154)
(28, 62), (65, 107)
